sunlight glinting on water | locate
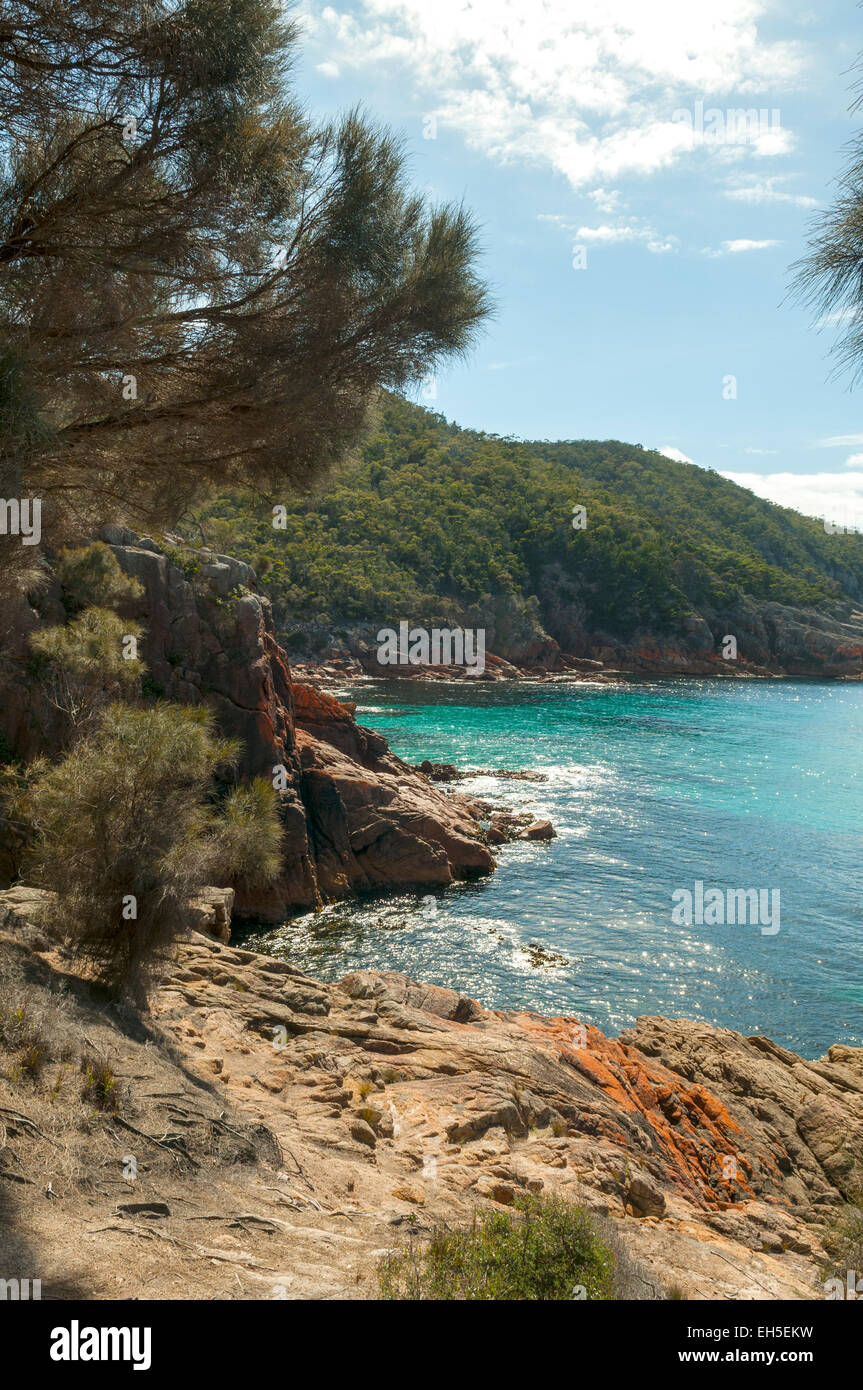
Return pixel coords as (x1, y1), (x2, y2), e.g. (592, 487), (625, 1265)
(242, 677), (863, 1058)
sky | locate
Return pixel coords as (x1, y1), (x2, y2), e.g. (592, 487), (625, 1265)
(293, 0), (863, 529)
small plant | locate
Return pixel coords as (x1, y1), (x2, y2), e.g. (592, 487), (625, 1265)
(15, 1041), (46, 1081)
(163, 546), (202, 582)
(140, 674), (165, 699)
(80, 1057), (118, 1112)
(358, 1080), (374, 1100)
(0, 974), (75, 1085)
(820, 1193), (863, 1287)
(378, 1194), (624, 1301)
(50, 1064), (69, 1101)
(54, 543), (143, 615)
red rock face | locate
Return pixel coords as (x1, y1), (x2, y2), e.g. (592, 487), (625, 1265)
(0, 537), (495, 915)
(106, 541), (496, 918)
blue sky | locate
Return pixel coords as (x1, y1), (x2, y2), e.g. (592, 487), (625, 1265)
(293, 0), (863, 528)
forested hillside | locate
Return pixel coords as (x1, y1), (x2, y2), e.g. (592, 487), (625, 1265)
(194, 395), (863, 669)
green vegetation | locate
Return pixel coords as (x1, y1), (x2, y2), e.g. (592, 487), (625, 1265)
(820, 1194), (863, 1291)
(162, 546), (204, 583)
(793, 46), (863, 386)
(25, 545), (147, 739)
(24, 704), (282, 1004)
(0, 952), (75, 1087)
(378, 1193), (643, 1300)
(196, 395), (863, 653)
(215, 780), (285, 891)
(30, 608), (145, 736)
(80, 1057), (119, 1113)
(0, 761), (39, 883)
(53, 544), (144, 616)
(0, 0), (488, 605)
(0, 537), (283, 1003)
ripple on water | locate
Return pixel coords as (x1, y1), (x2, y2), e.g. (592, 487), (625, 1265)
(239, 678), (863, 1059)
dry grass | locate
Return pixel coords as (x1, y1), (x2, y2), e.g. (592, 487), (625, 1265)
(0, 929), (290, 1299)
(0, 950), (78, 1086)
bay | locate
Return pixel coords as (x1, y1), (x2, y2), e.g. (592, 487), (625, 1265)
(246, 677), (863, 1059)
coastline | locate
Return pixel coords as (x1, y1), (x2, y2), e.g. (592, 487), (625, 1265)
(3, 892), (861, 1301)
(276, 671), (863, 1061)
(291, 654), (863, 690)
(3, 538), (861, 1304)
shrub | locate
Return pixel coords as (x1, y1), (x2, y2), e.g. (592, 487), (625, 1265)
(25, 702), (280, 1004)
(140, 675), (166, 700)
(54, 543), (143, 614)
(378, 1193), (632, 1301)
(820, 1195), (863, 1288)
(213, 779), (284, 892)
(29, 607), (144, 737)
(163, 546), (202, 583)
(0, 759), (46, 882)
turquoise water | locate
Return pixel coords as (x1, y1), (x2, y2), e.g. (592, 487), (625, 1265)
(249, 678), (863, 1058)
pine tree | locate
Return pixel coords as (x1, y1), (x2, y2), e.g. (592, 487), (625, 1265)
(0, 0), (489, 575)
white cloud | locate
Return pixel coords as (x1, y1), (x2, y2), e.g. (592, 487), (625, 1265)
(846, 453), (863, 468)
(721, 469), (863, 529)
(540, 213), (677, 254)
(744, 123), (796, 159)
(576, 224), (638, 243)
(302, 1), (806, 189)
(706, 237), (781, 255)
(659, 445), (694, 463)
(576, 223), (676, 252)
(724, 173), (817, 207)
(588, 188), (624, 214)
(818, 433), (863, 447)
(744, 446), (779, 454)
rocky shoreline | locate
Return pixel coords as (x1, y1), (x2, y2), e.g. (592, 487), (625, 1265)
(0, 532), (502, 917)
(290, 650), (863, 689)
(2, 533), (861, 1302)
(1, 888), (861, 1300)
(287, 597), (863, 685)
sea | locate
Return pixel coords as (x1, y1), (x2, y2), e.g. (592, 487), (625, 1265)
(243, 677), (863, 1059)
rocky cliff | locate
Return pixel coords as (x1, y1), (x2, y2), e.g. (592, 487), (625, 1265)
(282, 595), (863, 681)
(0, 532), (494, 915)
